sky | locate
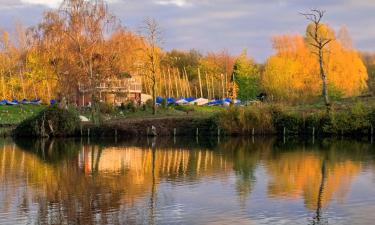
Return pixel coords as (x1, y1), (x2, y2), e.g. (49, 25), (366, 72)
(0, 0), (374, 62)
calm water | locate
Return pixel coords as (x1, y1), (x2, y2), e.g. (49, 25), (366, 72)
(1, 137), (375, 225)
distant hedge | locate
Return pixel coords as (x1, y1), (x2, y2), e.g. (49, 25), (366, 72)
(216, 103), (375, 137)
(14, 106), (80, 138)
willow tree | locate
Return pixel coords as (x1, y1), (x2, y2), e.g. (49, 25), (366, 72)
(301, 9), (332, 107)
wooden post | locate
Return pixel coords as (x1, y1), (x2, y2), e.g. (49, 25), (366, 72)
(211, 74), (215, 99)
(283, 127), (286, 137)
(163, 70), (168, 97)
(224, 73), (228, 97)
(184, 67), (192, 97)
(87, 128), (90, 138)
(205, 72), (211, 99)
(252, 128), (255, 136)
(168, 67), (172, 97)
(371, 125), (373, 137)
(221, 73), (225, 99)
(174, 128), (177, 137)
(174, 68), (179, 97)
(198, 68), (203, 98)
(177, 69), (184, 97)
(196, 128), (199, 137)
(218, 128), (220, 136)
(312, 127), (315, 137)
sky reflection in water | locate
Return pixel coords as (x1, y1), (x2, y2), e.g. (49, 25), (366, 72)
(0, 137), (375, 225)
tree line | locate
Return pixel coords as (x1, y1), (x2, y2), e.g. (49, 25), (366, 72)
(0, 0), (372, 106)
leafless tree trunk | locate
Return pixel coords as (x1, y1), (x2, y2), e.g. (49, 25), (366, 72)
(142, 18), (162, 115)
(301, 9), (332, 108)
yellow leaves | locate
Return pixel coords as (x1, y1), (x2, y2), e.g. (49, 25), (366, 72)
(264, 26), (368, 101)
(263, 35), (320, 100)
(266, 152), (361, 210)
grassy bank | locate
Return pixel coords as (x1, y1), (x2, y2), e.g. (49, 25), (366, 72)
(5, 97), (375, 138)
(0, 105), (46, 125)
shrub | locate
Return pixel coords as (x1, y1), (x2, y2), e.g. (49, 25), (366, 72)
(145, 99), (154, 109)
(99, 102), (115, 114)
(272, 111), (303, 135)
(323, 103), (370, 135)
(217, 107), (241, 134)
(238, 105), (273, 134)
(217, 105), (274, 135)
(14, 105), (80, 137)
(126, 101), (136, 112)
(161, 98), (167, 109)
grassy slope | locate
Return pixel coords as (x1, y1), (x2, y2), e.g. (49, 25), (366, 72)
(0, 105), (46, 125)
(1, 97), (374, 125)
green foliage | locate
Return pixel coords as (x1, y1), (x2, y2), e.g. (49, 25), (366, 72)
(233, 50), (261, 101)
(15, 105), (80, 137)
(145, 99), (154, 109)
(328, 84), (344, 100)
(161, 98), (167, 109)
(323, 102), (370, 135)
(99, 102), (115, 114)
(162, 49), (202, 80)
(272, 111), (303, 135)
(217, 105), (274, 135)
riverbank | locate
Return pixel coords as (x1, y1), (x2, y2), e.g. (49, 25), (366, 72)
(5, 97), (375, 138)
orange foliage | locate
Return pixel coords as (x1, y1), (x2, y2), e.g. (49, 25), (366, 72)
(263, 25), (368, 101)
(266, 152), (361, 210)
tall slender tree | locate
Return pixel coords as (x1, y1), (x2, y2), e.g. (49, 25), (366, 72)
(141, 18), (162, 115)
(301, 9), (333, 108)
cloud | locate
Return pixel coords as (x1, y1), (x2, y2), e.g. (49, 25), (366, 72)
(155, 0), (191, 7)
(20, 0), (62, 8)
(1, 0), (375, 61)
(19, 0), (119, 8)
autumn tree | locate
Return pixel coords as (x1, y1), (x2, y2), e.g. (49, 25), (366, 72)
(263, 21), (367, 102)
(301, 9), (333, 107)
(232, 50), (260, 101)
(141, 18), (162, 115)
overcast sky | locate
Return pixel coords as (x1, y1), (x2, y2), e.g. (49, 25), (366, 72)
(0, 0), (374, 62)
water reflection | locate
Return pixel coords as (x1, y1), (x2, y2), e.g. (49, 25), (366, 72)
(0, 138), (374, 224)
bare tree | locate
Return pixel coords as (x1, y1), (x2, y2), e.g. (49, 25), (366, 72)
(301, 9), (333, 108)
(141, 18), (162, 115)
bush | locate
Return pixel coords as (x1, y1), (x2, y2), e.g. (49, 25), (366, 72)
(161, 98), (167, 109)
(126, 101), (137, 112)
(217, 107), (241, 134)
(145, 99), (154, 110)
(272, 111), (303, 135)
(323, 103), (370, 135)
(14, 106), (80, 137)
(238, 105), (273, 134)
(217, 105), (274, 135)
(99, 102), (115, 114)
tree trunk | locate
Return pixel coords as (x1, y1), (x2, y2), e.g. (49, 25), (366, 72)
(152, 79), (156, 115)
(319, 51), (330, 108)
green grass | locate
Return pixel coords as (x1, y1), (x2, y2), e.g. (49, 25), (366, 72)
(0, 105), (46, 125)
(2, 96), (373, 126)
(78, 105), (226, 122)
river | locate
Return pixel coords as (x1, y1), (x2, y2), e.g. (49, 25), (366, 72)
(0, 137), (374, 225)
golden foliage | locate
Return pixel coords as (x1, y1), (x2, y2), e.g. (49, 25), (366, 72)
(263, 25), (368, 101)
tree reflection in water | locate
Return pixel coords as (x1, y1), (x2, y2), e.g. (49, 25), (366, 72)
(0, 138), (371, 224)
